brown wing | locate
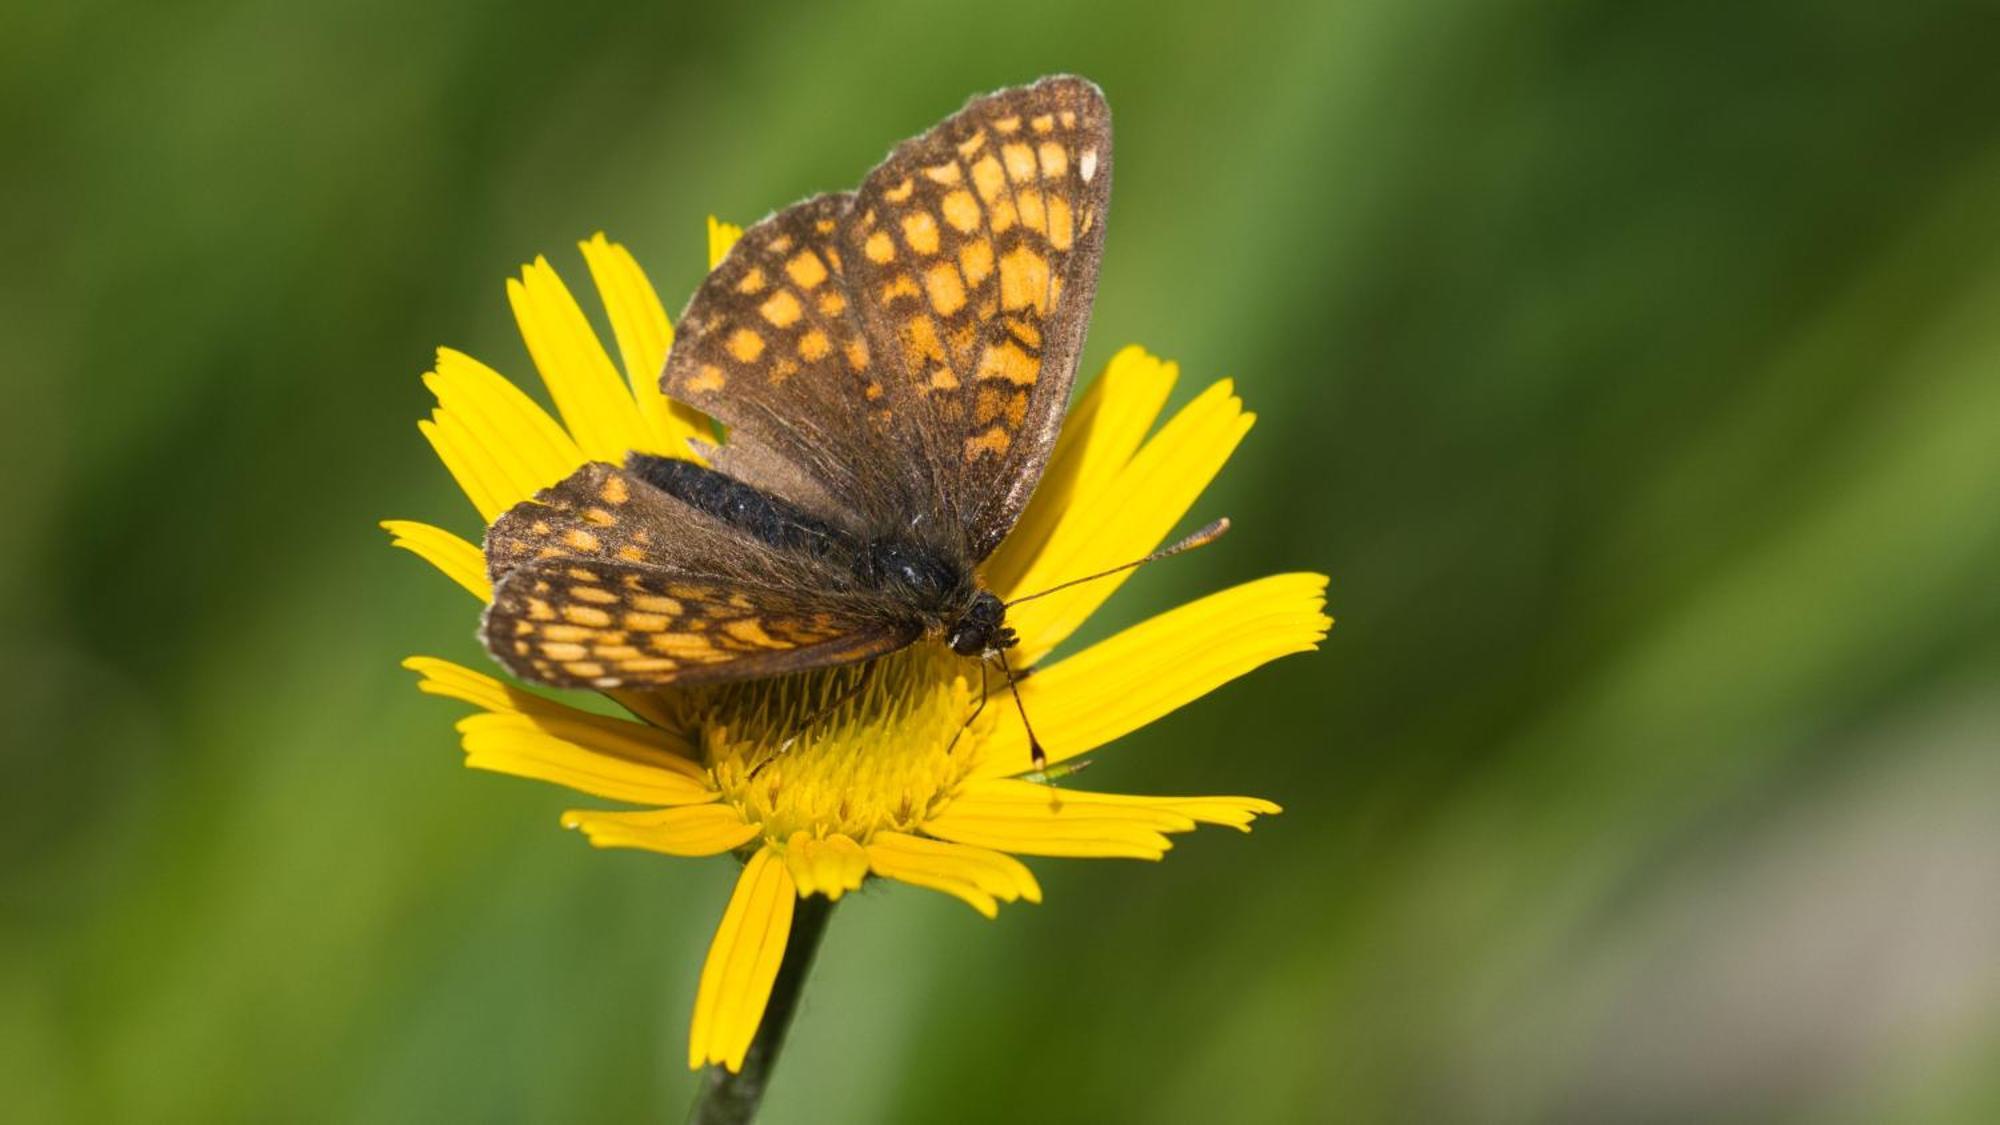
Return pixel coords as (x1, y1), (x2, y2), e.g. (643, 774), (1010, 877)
(481, 557), (915, 690)
(662, 193), (930, 529)
(661, 76), (1113, 558)
(484, 460), (730, 581)
(842, 75), (1111, 559)
(482, 461), (916, 690)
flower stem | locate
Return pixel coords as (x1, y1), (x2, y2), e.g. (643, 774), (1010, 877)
(687, 895), (835, 1125)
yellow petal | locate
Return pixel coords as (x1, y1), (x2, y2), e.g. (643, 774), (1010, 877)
(577, 233), (711, 457)
(425, 347), (585, 509)
(689, 847), (795, 1072)
(865, 831), (1042, 917)
(1003, 378), (1256, 661)
(418, 413), (507, 522)
(951, 779), (1279, 832)
(985, 346), (1177, 594)
(561, 803), (757, 855)
(707, 216), (743, 270)
(781, 831), (870, 900)
(380, 520), (490, 600)
(921, 805), (1178, 860)
(508, 257), (652, 462)
(404, 655), (702, 770)
(975, 573), (1331, 778)
(459, 713), (714, 804)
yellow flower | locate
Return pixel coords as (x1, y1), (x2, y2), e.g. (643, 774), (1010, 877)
(382, 222), (1330, 1073)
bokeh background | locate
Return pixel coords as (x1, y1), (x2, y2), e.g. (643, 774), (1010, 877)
(6, 0), (1999, 1120)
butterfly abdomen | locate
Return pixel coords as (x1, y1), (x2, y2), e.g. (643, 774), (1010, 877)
(630, 452), (975, 628)
(629, 454), (848, 560)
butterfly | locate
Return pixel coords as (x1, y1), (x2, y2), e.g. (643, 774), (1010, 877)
(479, 76), (1117, 742)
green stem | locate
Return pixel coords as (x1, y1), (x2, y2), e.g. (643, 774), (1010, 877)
(687, 895), (835, 1125)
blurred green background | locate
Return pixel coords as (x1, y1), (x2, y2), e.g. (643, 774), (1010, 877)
(6, 0), (1999, 1121)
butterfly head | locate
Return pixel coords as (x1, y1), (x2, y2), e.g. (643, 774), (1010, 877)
(946, 590), (1014, 657)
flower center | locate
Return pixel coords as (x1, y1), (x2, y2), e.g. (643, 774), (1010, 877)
(689, 647), (998, 842)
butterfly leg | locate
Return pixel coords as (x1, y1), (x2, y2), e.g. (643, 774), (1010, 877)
(996, 647), (1047, 773)
(751, 661), (878, 778)
(945, 659), (991, 757)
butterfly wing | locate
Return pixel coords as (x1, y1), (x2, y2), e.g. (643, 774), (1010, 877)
(663, 76), (1112, 559)
(663, 193), (933, 529)
(482, 557), (913, 690)
(480, 462), (917, 689)
(843, 75), (1112, 560)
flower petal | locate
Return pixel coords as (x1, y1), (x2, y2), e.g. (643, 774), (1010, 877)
(380, 520), (490, 600)
(974, 573), (1331, 778)
(865, 831), (1042, 917)
(782, 831), (870, 900)
(508, 257), (652, 462)
(404, 657), (705, 794)
(707, 216), (743, 269)
(690, 847), (795, 1072)
(1003, 378), (1257, 661)
(577, 233), (711, 457)
(985, 345), (1177, 595)
(424, 346), (585, 511)
(418, 412), (508, 522)
(950, 779), (1280, 832)
(459, 713), (714, 804)
(561, 803), (757, 855)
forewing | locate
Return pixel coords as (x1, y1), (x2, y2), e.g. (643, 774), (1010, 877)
(842, 75), (1112, 559)
(481, 558), (915, 690)
(662, 194), (929, 529)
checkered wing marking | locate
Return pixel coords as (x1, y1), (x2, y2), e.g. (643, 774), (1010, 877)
(484, 461), (717, 581)
(481, 558), (914, 690)
(842, 75), (1112, 558)
(662, 194), (926, 527)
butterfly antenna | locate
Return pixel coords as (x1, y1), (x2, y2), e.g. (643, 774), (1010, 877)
(1004, 518), (1231, 608)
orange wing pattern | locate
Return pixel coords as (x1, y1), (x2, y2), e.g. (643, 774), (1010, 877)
(844, 76), (1111, 555)
(482, 558), (912, 690)
(661, 77), (1111, 555)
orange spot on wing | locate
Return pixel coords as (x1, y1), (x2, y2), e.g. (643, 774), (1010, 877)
(998, 246), (1050, 313)
(864, 229), (895, 263)
(941, 189), (981, 233)
(727, 327), (766, 362)
(1002, 142), (1036, 182)
(965, 425), (1011, 459)
(976, 339), (1041, 386)
(902, 316), (945, 364)
(960, 238), (994, 285)
(902, 210), (941, 255)
(924, 263), (966, 316)
(971, 155), (1006, 202)
(1047, 194), (1074, 250)
(759, 289), (803, 327)
(785, 252), (828, 289)
(798, 328), (832, 362)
